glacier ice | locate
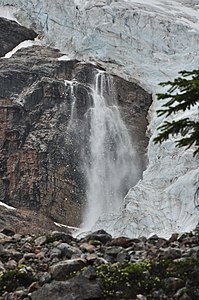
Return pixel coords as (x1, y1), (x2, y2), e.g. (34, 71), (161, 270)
(1, 0), (198, 237)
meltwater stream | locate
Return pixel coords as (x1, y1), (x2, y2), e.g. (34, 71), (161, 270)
(81, 71), (137, 230)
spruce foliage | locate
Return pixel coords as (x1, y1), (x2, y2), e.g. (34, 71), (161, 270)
(154, 70), (199, 156)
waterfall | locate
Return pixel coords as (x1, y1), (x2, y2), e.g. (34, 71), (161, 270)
(81, 70), (137, 230)
(65, 80), (77, 127)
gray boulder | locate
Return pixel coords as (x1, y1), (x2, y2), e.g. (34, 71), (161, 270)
(31, 275), (102, 300)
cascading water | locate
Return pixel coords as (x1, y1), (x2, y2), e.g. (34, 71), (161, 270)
(81, 70), (138, 230)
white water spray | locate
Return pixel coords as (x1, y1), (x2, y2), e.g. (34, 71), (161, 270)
(82, 71), (138, 230)
(65, 80), (77, 126)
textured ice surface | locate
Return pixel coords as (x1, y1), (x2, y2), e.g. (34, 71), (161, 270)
(1, 0), (199, 237)
(0, 4), (19, 22)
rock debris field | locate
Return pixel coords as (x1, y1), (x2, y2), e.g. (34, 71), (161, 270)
(0, 227), (198, 300)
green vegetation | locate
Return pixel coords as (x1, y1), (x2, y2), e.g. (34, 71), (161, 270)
(95, 258), (199, 299)
(154, 69), (199, 156)
(0, 266), (35, 294)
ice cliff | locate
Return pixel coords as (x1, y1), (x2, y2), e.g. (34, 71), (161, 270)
(0, 0), (198, 237)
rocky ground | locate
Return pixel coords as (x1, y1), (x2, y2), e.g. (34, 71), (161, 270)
(0, 226), (198, 300)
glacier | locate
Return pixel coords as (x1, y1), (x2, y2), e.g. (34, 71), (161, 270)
(0, 0), (198, 237)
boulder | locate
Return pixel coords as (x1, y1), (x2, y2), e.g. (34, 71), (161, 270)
(31, 275), (102, 300)
(49, 258), (86, 280)
(82, 229), (112, 244)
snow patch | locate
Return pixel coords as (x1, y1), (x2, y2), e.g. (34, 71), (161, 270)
(0, 201), (16, 210)
(58, 54), (73, 61)
(3, 38), (41, 59)
(54, 222), (79, 230)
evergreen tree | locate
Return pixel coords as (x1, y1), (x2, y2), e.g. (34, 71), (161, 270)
(154, 69), (199, 156)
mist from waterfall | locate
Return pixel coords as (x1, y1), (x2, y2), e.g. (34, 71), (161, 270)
(81, 71), (138, 230)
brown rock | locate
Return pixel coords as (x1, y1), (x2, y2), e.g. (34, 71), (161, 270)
(169, 233), (179, 242)
(108, 236), (131, 247)
(79, 243), (96, 253)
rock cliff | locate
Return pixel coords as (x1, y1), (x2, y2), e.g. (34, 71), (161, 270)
(0, 20), (151, 230)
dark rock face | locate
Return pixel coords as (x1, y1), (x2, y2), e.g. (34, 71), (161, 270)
(0, 45), (151, 227)
(0, 17), (37, 57)
(113, 76), (151, 172)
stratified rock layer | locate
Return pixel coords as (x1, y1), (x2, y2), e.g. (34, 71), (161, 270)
(0, 46), (151, 227)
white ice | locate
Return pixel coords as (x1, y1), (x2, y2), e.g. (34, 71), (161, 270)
(0, 5), (19, 23)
